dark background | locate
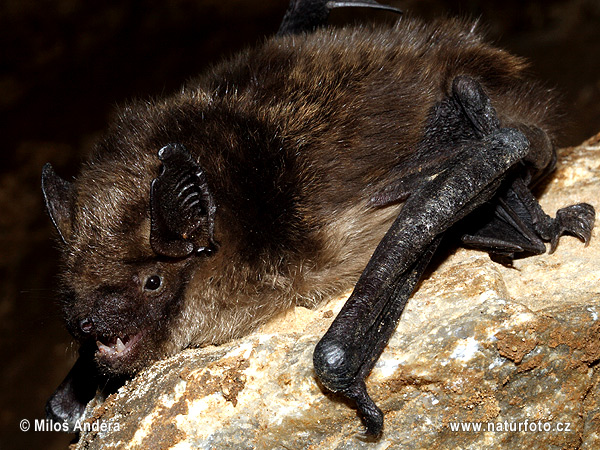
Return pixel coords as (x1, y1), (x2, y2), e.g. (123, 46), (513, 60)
(1, 1), (598, 449)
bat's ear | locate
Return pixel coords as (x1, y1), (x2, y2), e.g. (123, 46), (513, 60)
(42, 163), (75, 244)
(150, 143), (217, 258)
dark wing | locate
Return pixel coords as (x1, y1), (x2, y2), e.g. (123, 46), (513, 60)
(45, 345), (103, 432)
(313, 76), (594, 435)
(277, 0), (402, 36)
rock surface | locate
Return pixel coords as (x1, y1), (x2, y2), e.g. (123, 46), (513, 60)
(74, 135), (600, 449)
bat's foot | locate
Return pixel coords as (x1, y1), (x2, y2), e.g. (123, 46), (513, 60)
(461, 176), (595, 260)
(545, 202), (595, 252)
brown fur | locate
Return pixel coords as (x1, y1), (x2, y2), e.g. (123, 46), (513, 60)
(48, 17), (559, 376)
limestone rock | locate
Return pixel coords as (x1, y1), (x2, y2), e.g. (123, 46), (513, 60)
(74, 134), (600, 449)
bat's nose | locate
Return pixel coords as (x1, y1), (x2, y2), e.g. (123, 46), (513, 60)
(79, 317), (94, 334)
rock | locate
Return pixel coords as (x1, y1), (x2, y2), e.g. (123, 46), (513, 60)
(74, 134), (600, 449)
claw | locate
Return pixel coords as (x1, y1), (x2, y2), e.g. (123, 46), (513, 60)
(327, 0), (402, 15)
(278, 0), (401, 36)
(548, 203), (595, 253)
(344, 381), (384, 437)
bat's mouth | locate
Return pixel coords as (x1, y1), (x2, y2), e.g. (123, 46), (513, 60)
(95, 331), (143, 359)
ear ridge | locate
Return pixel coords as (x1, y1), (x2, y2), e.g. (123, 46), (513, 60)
(149, 144), (217, 258)
(150, 178), (195, 258)
(42, 163), (75, 244)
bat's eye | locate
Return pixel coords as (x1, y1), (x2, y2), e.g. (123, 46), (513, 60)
(144, 275), (162, 291)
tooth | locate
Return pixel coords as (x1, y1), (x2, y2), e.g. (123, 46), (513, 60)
(116, 337), (126, 353)
(97, 340), (113, 354)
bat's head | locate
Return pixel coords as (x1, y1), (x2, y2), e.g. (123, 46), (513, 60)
(41, 141), (227, 376)
(41, 97), (302, 378)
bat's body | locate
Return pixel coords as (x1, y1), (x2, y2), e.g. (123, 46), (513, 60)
(43, 1), (594, 437)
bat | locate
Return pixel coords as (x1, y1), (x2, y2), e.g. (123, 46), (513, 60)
(42, 0), (595, 437)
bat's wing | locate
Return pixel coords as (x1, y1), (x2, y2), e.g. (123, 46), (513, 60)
(45, 345), (102, 432)
(313, 76), (595, 435)
(277, 0), (402, 36)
